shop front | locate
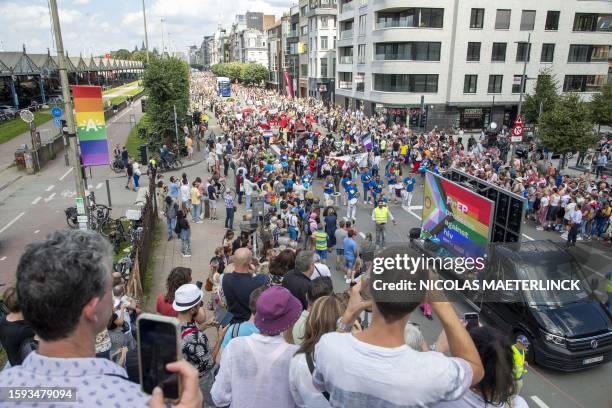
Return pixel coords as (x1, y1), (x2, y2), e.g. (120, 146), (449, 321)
(378, 106), (425, 129)
(459, 107), (491, 131)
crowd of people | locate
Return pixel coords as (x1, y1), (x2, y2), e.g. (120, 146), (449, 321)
(0, 72), (610, 408)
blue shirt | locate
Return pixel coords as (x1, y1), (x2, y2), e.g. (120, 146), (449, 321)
(302, 175), (312, 188)
(221, 321), (260, 349)
(324, 181), (335, 194)
(347, 186), (359, 200)
(374, 180), (383, 193)
(343, 237), (358, 261)
(341, 177), (351, 191)
(169, 182), (179, 198)
(404, 177), (416, 192)
(285, 179), (294, 189)
(361, 172), (371, 185)
(264, 163), (274, 172)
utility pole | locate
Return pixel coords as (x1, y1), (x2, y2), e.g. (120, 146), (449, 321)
(49, 0), (87, 220)
(161, 18), (166, 57)
(173, 105), (179, 146)
(517, 32), (531, 117)
(142, 0), (150, 63)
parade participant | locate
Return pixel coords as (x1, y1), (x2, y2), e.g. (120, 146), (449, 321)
(360, 168), (372, 204)
(371, 200), (396, 248)
(340, 173), (352, 206)
(313, 223), (329, 264)
(323, 175), (335, 204)
(403, 172), (417, 208)
(347, 181), (359, 221)
(511, 335), (529, 394)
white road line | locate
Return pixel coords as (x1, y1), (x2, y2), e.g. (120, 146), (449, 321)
(112, 107), (133, 123)
(359, 232), (366, 239)
(96, 182), (103, 190)
(34, 230), (40, 234)
(31, 196), (42, 205)
(522, 233), (535, 241)
(44, 193), (56, 203)
(45, 184), (55, 192)
(59, 167), (73, 181)
(408, 210), (422, 221)
(530, 396), (551, 408)
(580, 263), (606, 279)
(0, 212), (26, 235)
(0, 256), (6, 261)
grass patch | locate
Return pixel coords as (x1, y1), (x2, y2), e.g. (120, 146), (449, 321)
(0, 110), (53, 144)
(102, 80), (141, 95)
(143, 220), (162, 298)
(125, 115), (146, 158)
(110, 95), (127, 106)
(124, 87), (144, 96)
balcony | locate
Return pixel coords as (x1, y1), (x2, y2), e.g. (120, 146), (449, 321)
(339, 56), (353, 64)
(338, 81), (353, 89)
(341, 1), (354, 13)
(287, 30), (298, 38)
(340, 30), (353, 40)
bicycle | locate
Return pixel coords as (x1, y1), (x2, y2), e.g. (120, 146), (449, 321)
(64, 191), (111, 231)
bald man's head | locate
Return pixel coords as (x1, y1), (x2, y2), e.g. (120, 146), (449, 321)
(233, 248), (253, 273)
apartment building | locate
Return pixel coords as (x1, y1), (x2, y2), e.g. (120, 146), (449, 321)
(281, 6), (301, 97)
(229, 12), (274, 67)
(211, 26), (228, 65)
(297, 0), (338, 103)
(267, 22), (283, 92)
(336, 0), (612, 130)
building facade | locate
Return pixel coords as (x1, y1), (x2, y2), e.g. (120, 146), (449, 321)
(335, 0), (611, 130)
(267, 22), (283, 92)
(281, 6), (301, 97)
(211, 26), (228, 65)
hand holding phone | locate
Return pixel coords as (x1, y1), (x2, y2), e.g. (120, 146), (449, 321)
(463, 313), (480, 331)
(214, 307), (234, 328)
(147, 361), (203, 408)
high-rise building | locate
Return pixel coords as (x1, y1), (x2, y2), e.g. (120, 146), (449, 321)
(335, 0), (612, 130)
(281, 6), (301, 97)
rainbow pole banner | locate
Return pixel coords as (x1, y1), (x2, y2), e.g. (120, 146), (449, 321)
(72, 86), (109, 166)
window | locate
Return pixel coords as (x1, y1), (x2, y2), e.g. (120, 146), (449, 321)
(495, 9), (511, 29)
(338, 71), (352, 89)
(573, 13), (612, 32)
(356, 72), (365, 92)
(357, 44), (366, 64)
(541, 43), (555, 62)
(331, 57), (335, 77)
(375, 8), (444, 29)
(301, 64), (308, 76)
(333, 36), (336, 48)
(467, 42), (481, 61)
(339, 46), (353, 63)
(300, 5), (307, 16)
(516, 42), (531, 62)
(321, 17), (328, 29)
(464, 75), (477, 93)
(545, 11), (560, 30)
(563, 75), (606, 92)
(359, 15), (367, 34)
(568, 45), (611, 62)
(591, 45), (611, 62)
(491, 42), (507, 62)
(374, 42), (441, 61)
(488, 75), (503, 93)
(512, 75), (526, 93)
(520, 10), (536, 30)
(372, 74), (438, 92)
(301, 25), (308, 35)
(470, 8), (484, 29)
(321, 36), (328, 50)
(320, 57), (328, 77)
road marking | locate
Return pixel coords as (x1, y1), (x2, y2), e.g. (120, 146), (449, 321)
(0, 212), (26, 235)
(342, 216), (348, 221)
(44, 193), (56, 203)
(61, 190), (76, 198)
(359, 232), (366, 239)
(46, 185), (55, 192)
(522, 233), (535, 241)
(96, 182), (103, 190)
(59, 167), (73, 181)
(580, 263), (606, 279)
(528, 365), (587, 408)
(408, 210), (422, 221)
(0, 256), (6, 261)
(530, 396), (550, 408)
(34, 230), (40, 234)
(31, 196), (42, 205)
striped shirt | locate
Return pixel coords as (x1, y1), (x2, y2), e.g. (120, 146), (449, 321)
(313, 231), (328, 250)
(224, 194), (235, 209)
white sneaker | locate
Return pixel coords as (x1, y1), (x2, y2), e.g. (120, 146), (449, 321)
(560, 233), (568, 239)
(577, 236), (583, 241)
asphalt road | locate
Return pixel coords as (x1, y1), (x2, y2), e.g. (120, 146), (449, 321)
(0, 96), (610, 407)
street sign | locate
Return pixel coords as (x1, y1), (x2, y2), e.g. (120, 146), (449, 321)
(77, 215), (88, 224)
(75, 197), (85, 215)
(511, 114), (525, 142)
(53, 117), (62, 127)
(19, 110), (34, 123)
(51, 106), (63, 117)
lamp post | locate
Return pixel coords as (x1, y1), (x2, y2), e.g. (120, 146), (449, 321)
(142, 0), (150, 63)
(517, 33), (531, 118)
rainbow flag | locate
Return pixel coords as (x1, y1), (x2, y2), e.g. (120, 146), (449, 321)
(72, 86), (109, 166)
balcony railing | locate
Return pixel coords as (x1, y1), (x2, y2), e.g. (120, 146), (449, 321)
(287, 30), (298, 37)
(341, 1), (354, 13)
(340, 30), (353, 40)
(338, 81), (353, 89)
(339, 56), (353, 64)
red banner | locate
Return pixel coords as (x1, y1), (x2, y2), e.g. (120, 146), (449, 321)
(283, 70), (293, 99)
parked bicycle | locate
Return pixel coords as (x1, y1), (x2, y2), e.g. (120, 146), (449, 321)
(65, 191), (111, 231)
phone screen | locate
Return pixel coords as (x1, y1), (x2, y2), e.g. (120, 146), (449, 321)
(138, 316), (180, 400)
(464, 313), (479, 331)
(214, 307), (234, 328)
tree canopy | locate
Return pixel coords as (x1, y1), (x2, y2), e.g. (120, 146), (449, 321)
(211, 62), (268, 85)
(523, 68), (559, 125)
(590, 83), (612, 130)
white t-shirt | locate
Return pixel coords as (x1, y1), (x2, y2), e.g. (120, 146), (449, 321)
(435, 390), (528, 408)
(289, 353), (332, 408)
(313, 332), (473, 407)
(180, 184), (190, 202)
(311, 263), (332, 280)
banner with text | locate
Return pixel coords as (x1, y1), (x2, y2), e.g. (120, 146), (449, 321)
(72, 85), (109, 166)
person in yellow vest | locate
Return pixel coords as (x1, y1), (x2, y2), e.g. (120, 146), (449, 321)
(605, 271), (612, 315)
(312, 223), (329, 264)
(512, 335), (529, 395)
(371, 200), (396, 248)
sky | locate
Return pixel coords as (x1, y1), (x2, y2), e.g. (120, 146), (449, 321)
(0, 0), (290, 56)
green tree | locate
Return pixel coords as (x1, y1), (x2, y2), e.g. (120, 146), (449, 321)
(523, 68), (559, 125)
(225, 62), (242, 83)
(142, 58), (190, 144)
(240, 63), (268, 85)
(112, 48), (132, 60)
(590, 83), (612, 133)
(539, 93), (598, 166)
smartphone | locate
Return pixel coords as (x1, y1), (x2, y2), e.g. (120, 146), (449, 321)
(214, 307), (234, 328)
(195, 280), (203, 289)
(137, 313), (181, 402)
(464, 313), (479, 331)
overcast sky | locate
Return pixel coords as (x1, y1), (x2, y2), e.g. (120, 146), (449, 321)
(0, 0), (290, 56)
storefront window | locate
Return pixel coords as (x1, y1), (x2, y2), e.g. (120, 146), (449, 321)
(460, 108), (490, 130)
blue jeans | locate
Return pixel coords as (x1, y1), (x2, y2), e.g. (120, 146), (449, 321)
(289, 226), (297, 241)
(192, 203), (201, 222)
(134, 174), (140, 188)
(180, 229), (191, 255)
(225, 207), (235, 229)
(362, 186), (369, 202)
(166, 217), (177, 240)
(245, 194), (252, 210)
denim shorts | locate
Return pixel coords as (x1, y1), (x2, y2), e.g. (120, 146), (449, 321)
(345, 258), (356, 270)
(336, 248), (344, 256)
(316, 249), (328, 260)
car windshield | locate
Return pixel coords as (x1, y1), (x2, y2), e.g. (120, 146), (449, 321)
(520, 261), (590, 306)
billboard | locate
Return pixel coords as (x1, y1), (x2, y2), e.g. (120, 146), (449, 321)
(422, 171), (494, 259)
(72, 86), (109, 166)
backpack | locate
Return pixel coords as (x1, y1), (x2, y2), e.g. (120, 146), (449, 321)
(305, 352), (330, 401)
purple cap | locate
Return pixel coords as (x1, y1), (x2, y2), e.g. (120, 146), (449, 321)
(255, 286), (302, 335)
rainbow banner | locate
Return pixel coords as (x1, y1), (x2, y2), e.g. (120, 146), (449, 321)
(422, 171), (494, 259)
(72, 85), (109, 166)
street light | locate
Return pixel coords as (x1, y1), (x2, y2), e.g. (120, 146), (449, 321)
(515, 32), (531, 118)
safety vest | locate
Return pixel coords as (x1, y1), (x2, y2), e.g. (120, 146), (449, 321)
(606, 273), (612, 294)
(313, 231), (328, 250)
(374, 207), (388, 224)
(511, 345), (527, 380)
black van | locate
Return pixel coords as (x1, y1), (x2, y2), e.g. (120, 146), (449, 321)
(410, 237), (612, 371)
